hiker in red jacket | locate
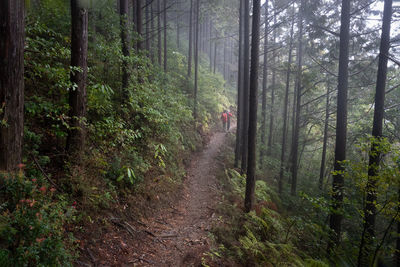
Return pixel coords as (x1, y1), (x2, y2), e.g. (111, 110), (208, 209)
(221, 111), (228, 132)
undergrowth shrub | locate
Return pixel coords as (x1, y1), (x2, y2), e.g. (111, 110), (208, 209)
(0, 169), (75, 266)
(209, 160), (329, 266)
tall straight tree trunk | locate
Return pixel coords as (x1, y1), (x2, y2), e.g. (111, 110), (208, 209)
(240, 0), (250, 174)
(136, 0), (143, 50)
(209, 20), (213, 72)
(328, 0), (351, 251)
(188, 0), (193, 77)
(213, 39), (218, 74)
(194, 0), (200, 120)
(120, 0), (130, 97)
(288, 72), (297, 174)
(259, 1), (268, 165)
(278, 6), (294, 194)
(150, 1), (155, 63)
(235, 0), (244, 168)
(267, 9), (276, 156)
(245, 0), (261, 213)
(67, 0), (88, 159)
(0, 0), (24, 171)
(397, 187), (400, 267)
(132, 0), (137, 34)
(145, 0), (150, 52)
(358, 0), (393, 265)
(163, 0), (167, 71)
(157, 0), (162, 66)
(319, 84), (331, 189)
(199, 17), (203, 53)
(290, 0), (304, 196)
(176, 0), (180, 49)
(223, 39), (227, 80)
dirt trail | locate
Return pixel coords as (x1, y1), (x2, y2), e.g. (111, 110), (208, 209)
(124, 130), (229, 266)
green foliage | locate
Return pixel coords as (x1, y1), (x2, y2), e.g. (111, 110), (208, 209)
(0, 171), (75, 266)
(211, 166), (329, 266)
(22, 0), (233, 263)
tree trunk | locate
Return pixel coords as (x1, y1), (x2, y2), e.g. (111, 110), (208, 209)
(176, 0), (180, 49)
(223, 39), (227, 80)
(145, 0), (150, 52)
(188, 0), (193, 77)
(267, 9), (276, 157)
(245, 0), (261, 213)
(397, 187), (400, 267)
(157, 0), (162, 66)
(290, 0), (304, 196)
(120, 0), (130, 98)
(259, 1), (268, 166)
(278, 6), (294, 194)
(163, 0), (167, 71)
(328, 0), (351, 252)
(0, 0), (24, 172)
(319, 84), (330, 189)
(358, 0), (393, 265)
(194, 0), (200, 120)
(132, 0), (137, 34)
(209, 20), (213, 72)
(150, 0), (155, 63)
(213, 39), (218, 74)
(235, 0), (244, 168)
(240, 0), (250, 174)
(67, 0), (88, 160)
(136, 0), (143, 50)
(288, 71), (297, 175)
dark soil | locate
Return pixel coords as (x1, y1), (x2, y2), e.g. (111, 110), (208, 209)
(76, 129), (232, 267)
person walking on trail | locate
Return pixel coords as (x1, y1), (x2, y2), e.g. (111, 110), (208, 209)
(221, 111), (228, 132)
(226, 110), (233, 131)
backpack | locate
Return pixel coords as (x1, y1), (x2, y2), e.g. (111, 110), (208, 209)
(222, 113), (228, 122)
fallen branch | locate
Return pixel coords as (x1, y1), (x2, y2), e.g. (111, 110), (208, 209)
(30, 153), (63, 193)
(86, 248), (97, 264)
(110, 218), (137, 237)
(129, 256), (154, 264)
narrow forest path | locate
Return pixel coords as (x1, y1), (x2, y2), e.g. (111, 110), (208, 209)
(119, 128), (232, 266)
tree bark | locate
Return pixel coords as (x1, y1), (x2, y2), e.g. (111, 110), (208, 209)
(213, 39), (218, 74)
(278, 6), (294, 194)
(194, 0), (200, 120)
(319, 84), (330, 190)
(328, 0), (351, 252)
(67, 0), (89, 160)
(240, 0), (250, 174)
(245, 0), (261, 213)
(132, 0), (137, 34)
(358, 0), (393, 265)
(0, 0), (25, 171)
(223, 39), (227, 80)
(397, 187), (400, 267)
(176, 0), (180, 49)
(188, 0), (193, 77)
(290, 0), (304, 196)
(163, 0), (167, 71)
(120, 0), (130, 98)
(259, 1), (268, 166)
(235, 0), (244, 168)
(157, 0), (162, 66)
(145, 0), (150, 52)
(267, 9), (277, 157)
(136, 0), (143, 50)
(209, 20), (213, 72)
(150, 0), (155, 63)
